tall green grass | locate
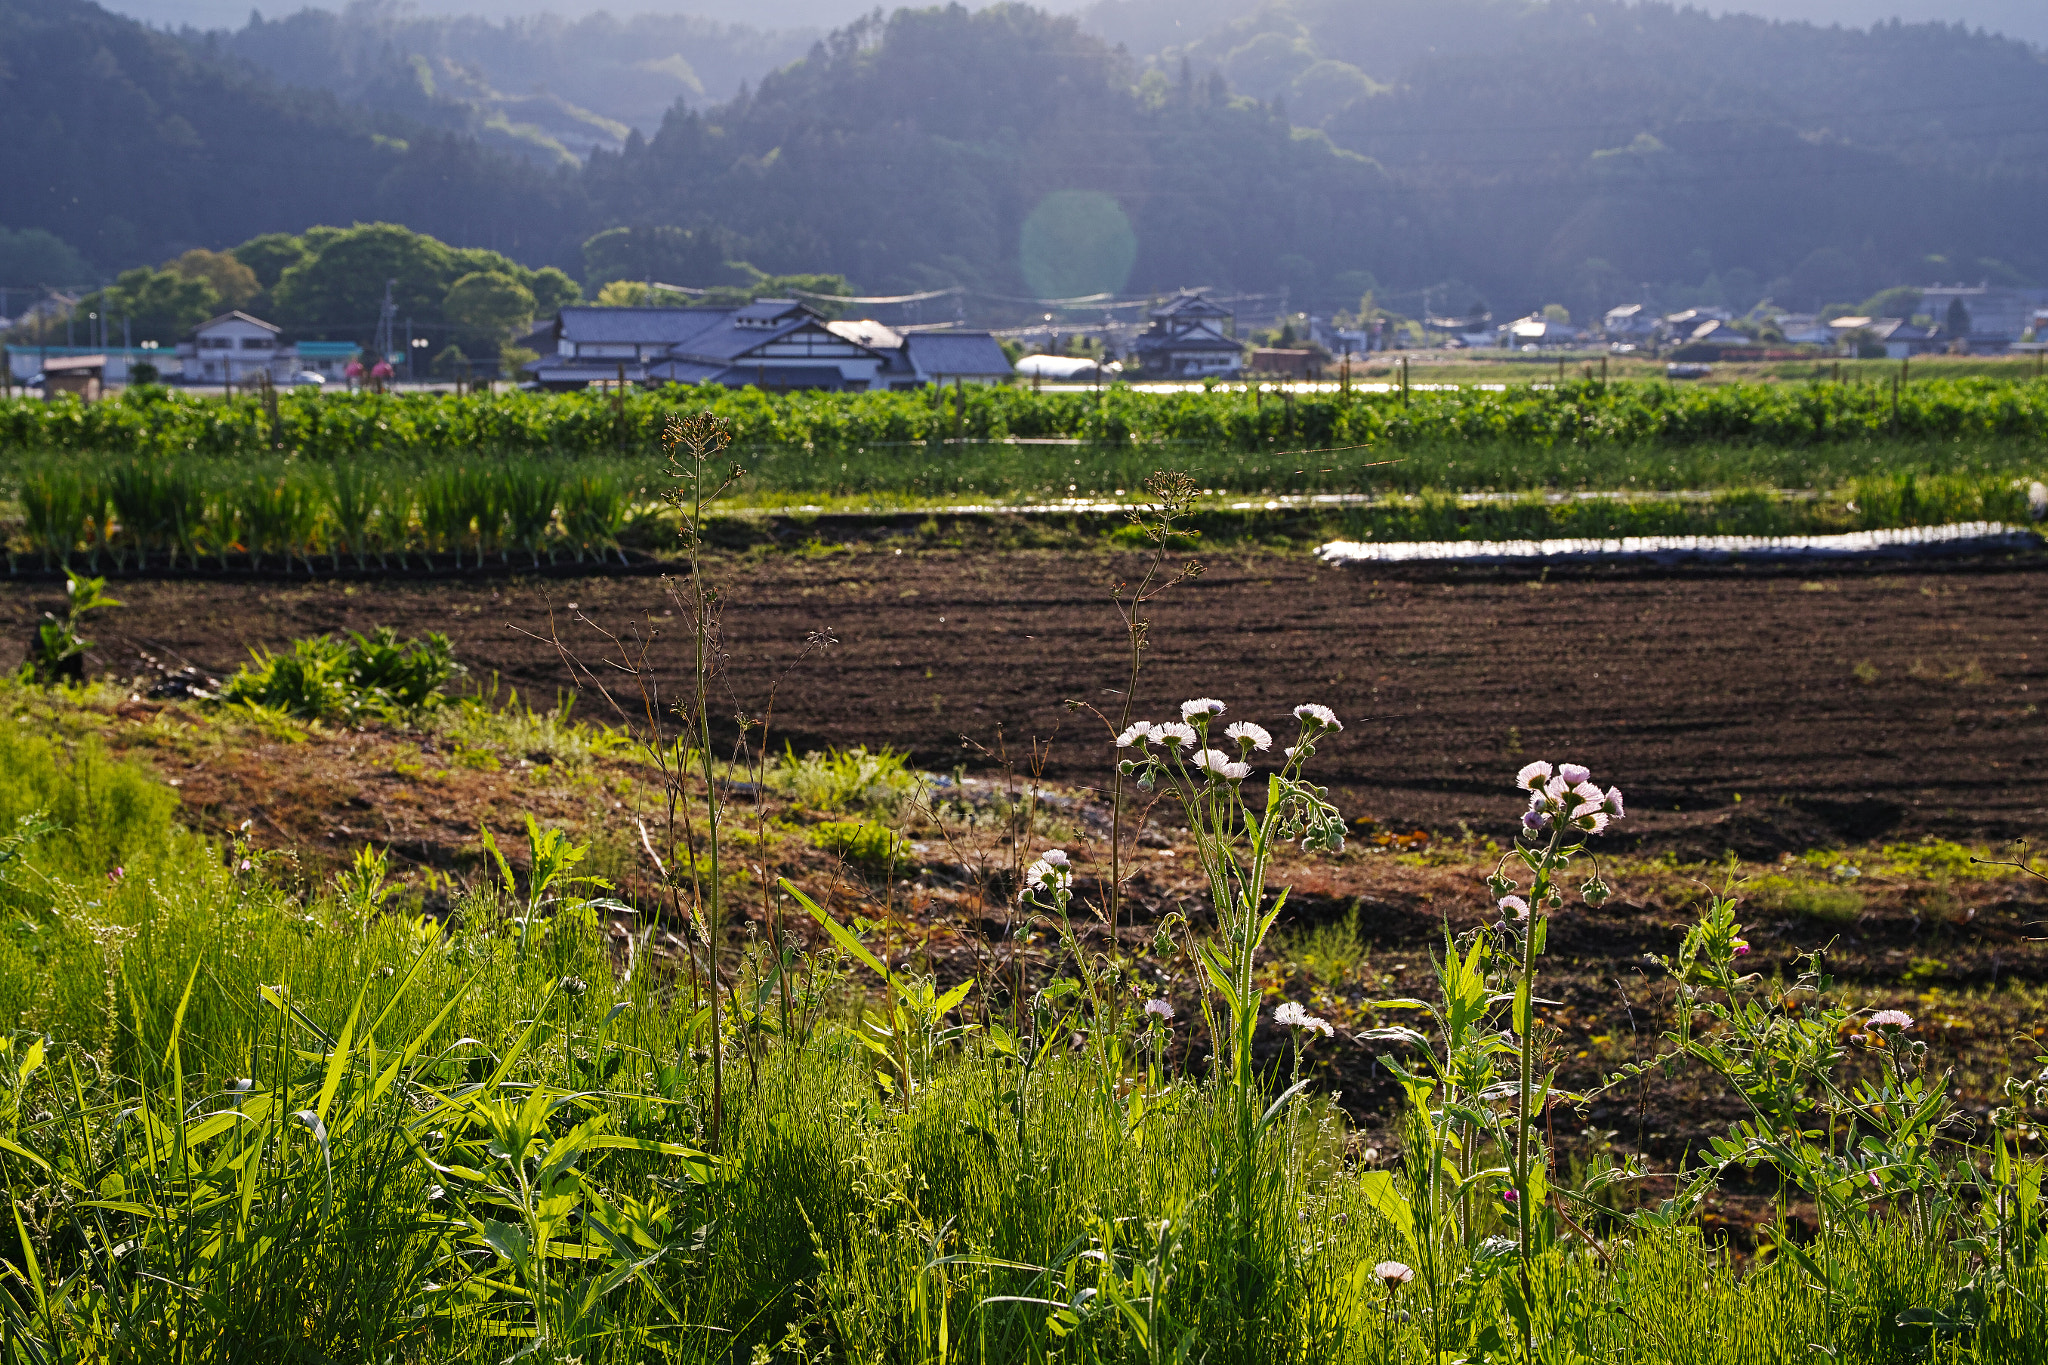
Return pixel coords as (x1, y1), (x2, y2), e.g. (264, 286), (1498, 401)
(0, 718), (2044, 1361)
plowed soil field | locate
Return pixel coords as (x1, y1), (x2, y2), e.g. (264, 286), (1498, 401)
(6, 549), (2043, 854)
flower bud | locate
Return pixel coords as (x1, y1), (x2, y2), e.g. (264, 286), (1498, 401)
(1579, 875), (1611, 907)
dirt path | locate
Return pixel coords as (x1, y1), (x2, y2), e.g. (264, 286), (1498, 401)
(9, 550), (2043, 853)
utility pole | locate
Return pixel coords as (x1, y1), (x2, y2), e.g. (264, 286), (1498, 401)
(374, 278), (397, 382)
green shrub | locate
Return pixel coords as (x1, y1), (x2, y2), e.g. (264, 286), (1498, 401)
(220, 627), (462, 721)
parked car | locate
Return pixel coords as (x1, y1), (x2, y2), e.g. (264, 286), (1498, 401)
(292, 370), (327, 387)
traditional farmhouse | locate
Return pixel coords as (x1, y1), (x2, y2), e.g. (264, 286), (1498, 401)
(1130, 291), (1243, 378)
(177, 311), (298, 384)
(525, 300), (1010, 391)
(1601, 303), (1659, 341)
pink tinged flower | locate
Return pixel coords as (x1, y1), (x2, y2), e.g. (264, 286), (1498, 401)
(1733, 941), (1751, 956)
(108, 866), (125, 882)
(1498, 895), (1530, 919)
(1224, 721), (1272, 751)
(1544, 775), (1570, 800)
(1041, 849), (1070, 867)
(1374, 1260), (1415, 1287)
(1571, 780), (1604, 805)
(1558, 763), (1591, 785)
(1604, 785), (1626, 818)
(1274, 1001), (1334, 1037)
(1155, 721), (1197, 748)
(1515, 761), (1554, 790)
(1521, 808), (1546, 832)
(1867, 1171), (1881, 1188)
(1869, 1009), (1914, 1030)
(1574, 811), (1611, 835)
(1144, 998), (1175, 1021)
(238, 858), (253, 872)
(1502, 1188), (1519, 1205)
(1293, 703), (1341, 731)
(1180, 697), (1226, 721)
(1115, 723), (1153, 748)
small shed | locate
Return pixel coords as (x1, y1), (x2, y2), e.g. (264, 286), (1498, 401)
(42, 354), (105, 401)
(1250, 348), (1317, 379)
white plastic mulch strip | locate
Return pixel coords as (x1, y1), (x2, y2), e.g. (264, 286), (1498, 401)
(1316, 521), (2043, 565)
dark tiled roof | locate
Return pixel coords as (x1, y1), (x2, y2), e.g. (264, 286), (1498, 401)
(670, 318), (815, 363)
(905, 332), (1011, 376)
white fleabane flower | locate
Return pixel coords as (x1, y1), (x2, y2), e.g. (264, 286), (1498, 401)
(1572, 810), (1611, 835)
(1189, 748), (1234, 776)
(1144, 998), (1175, 1021)
(1022, 856), (1072, 896)
(1604, 785), (1626, 818)
(1115, 723), (1155, 748)
(1544, 774), (1570, 799)
(1498, 895), (1530, 919)
(1293, 703), (1341, 731)
(1571, 780), (1604, 805)
(1222, 760), (1252, 782)
(1558, 762), (1591, 785)
(1274, 1001), (1335, 1038)
(1869, 1009), (1914, 1030)
(1041, 849), (1070, 867)
(1154, 721), (1197, 748)
(1515, 761), (1554, 790)
(1181, 697), (1226, 721)
(1224, 721), (1272, 751)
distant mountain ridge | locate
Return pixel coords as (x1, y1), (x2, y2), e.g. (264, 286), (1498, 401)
(5, 0), (2046, 329)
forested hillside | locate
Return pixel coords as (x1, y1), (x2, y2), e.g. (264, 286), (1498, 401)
(0, 0), (582, 275)
(4, 0), (2046, 327)
(212, 4), (819, 161)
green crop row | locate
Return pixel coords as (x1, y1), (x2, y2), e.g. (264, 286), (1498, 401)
(3, 375), (2046, 473)
(11, 458), (640, 572)
(3, 461), (2034, 573)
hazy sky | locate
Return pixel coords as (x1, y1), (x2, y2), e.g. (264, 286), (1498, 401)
(111, 0), (2047, 46)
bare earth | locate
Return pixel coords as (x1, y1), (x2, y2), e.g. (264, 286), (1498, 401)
(11, 549), (2042, 855)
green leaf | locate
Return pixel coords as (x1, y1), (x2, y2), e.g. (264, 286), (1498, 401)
(782, 878), (901, 990)
(1357, 1170), (1417, 1252)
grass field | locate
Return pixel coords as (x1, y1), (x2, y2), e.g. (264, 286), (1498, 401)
(0, 661), (2045, 1363)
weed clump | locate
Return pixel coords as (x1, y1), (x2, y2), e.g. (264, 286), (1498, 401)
(769, 743), (916, 813)
(220, 627), (462, 721)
